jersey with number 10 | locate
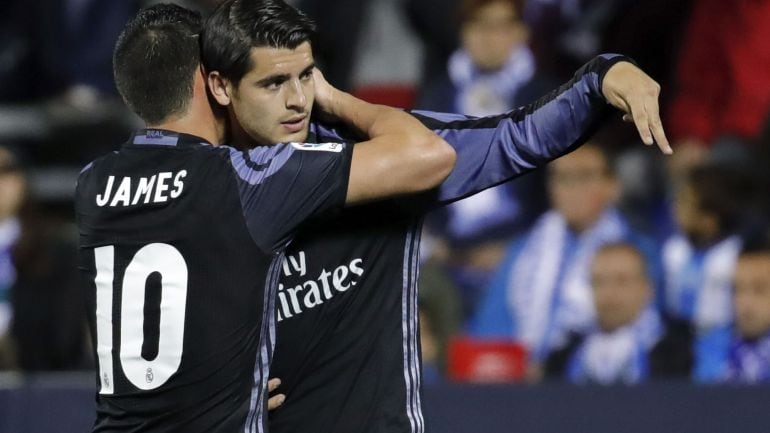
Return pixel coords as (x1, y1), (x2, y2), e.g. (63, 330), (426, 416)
(76, 130), (351, 433)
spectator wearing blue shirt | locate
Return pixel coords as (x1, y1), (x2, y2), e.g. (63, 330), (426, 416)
(468, 142), (658, 380)
(419, 0), (556, 316)
(662, 164), (751, 354)
(697, 238), (770, 383)
(546, 242), (691, 384)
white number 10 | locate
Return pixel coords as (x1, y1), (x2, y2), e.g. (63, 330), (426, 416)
(94, 243), (188, 394)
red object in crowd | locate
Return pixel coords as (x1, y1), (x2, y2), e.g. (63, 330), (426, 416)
(667, 0), (770, 144)
(447, 336), (527, 383)
(351, 84), (416, 110)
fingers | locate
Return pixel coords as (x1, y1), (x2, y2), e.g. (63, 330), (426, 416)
(628, 97), (653, 145)
(644, 97), (672, 155)
(267, 378), (281, 393)
(267, 378), (285, 411)
(626, 94), (673, 155)
(268, 393), (286, 411)
(606, 62), (673, 154)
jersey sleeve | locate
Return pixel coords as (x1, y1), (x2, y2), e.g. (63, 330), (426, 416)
(410, 54), (629, 207)
(227, 142), (352, 253)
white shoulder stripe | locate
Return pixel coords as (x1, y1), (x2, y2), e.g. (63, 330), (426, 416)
(290, 142), (344, 153)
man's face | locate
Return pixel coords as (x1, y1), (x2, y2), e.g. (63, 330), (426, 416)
(0, 148), (25, 221)
(591, 247), (651, 333)
(734, 253), (770, 339)
(461, 1), (528, 71)
(547, 145), (617, 232)
(673, 183), (717, 244)
(227, 41), (315, 146)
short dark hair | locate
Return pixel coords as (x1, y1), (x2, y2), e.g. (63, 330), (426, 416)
(740, 233), (770, 258)
(113, 4), (203, 124)
(687, 163), (753, 234)
(202, 0), (316, 85)
(458, 0), (524, 24)
(595, 241), (649, 273)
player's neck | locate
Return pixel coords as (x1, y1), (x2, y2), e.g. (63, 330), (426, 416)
(149, 115), (221, 146)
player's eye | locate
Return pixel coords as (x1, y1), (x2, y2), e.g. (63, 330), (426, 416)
(300, 70), (313, 81)
(261, 78), (286, 90)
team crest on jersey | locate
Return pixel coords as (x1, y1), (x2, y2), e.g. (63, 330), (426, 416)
(290, 142), (343, 153)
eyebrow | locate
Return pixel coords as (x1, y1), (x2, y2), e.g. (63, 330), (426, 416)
(255, 62), (316, 87)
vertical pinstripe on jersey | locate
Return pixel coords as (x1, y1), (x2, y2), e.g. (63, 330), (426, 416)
(411, 223), (425, 430)
(245, 252), (284, 433)
(401, 221), (425, 433)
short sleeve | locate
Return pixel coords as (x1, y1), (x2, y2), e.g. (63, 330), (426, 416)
(227, 141), (352, 252)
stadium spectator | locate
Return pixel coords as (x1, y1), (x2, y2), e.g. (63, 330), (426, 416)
(662, 164), (752, 341)
(0, 145), (87, 371)
(418, 0), (554, 116)
(418, 0), (553, 315)
(523, 0), (632, 80)
(695, 238), (770, 383)
(419, 264), (463, 384)
(0, 146), (23, 368)
(11, 211), (86, 371)
(666, 0), (770, 178)
(468, 141), (656, 380)
(546, 242), (691, 384)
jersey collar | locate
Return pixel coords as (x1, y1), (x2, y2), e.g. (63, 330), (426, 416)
(129, 129), (212, 147)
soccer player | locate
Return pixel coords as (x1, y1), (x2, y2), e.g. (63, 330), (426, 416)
(76, 5), (454, 432)
(200, 1), (672, 433)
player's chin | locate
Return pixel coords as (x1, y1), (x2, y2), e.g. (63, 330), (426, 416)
(276, 127), (310, 144)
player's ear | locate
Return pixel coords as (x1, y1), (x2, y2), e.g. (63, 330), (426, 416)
(208, 71), (233, 107)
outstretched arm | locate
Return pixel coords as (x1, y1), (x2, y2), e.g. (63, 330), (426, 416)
(417, 54), (670, 205)
(312, 54), (670, 207)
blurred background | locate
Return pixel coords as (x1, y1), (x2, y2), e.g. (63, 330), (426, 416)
(2, 0), (770, 432)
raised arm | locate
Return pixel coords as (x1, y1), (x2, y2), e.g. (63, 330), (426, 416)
(312, 69), (456, 205)
(313, 54), (670, 207)
(420, 55), (669, 204)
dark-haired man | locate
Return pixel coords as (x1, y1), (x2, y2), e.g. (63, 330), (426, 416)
(200, 1), (672, 432)
(77, 4), (455, 433)
(696, 238), (770, 383)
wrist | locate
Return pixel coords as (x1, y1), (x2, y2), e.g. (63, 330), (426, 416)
(327, 88), (353, 117)
(597, 54), (634, 99)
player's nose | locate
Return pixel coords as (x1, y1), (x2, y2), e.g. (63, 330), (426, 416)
(286, 79), (307, 110)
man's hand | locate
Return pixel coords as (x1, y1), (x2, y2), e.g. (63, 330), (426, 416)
(267, 378), (286, 411)
(602, 61), (673, 155)
(312, 68), (340, 118)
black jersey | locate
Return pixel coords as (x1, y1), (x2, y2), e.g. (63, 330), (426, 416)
(76, 129), (351, 433)
(268, 54), (628, 433)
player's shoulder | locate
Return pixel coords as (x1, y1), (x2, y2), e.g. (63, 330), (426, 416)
(225, 141), (346, 184)
(77, 150), (119, 188)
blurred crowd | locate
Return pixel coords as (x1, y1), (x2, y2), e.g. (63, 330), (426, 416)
(1, 0), (770, 388)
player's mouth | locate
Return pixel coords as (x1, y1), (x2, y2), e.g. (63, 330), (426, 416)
(281, 115), (307, 133)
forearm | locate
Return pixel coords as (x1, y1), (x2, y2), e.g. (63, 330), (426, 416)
(325, 89), (435, 142)
(315, 54), (659, 207)
(413, 54), (629, 205)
